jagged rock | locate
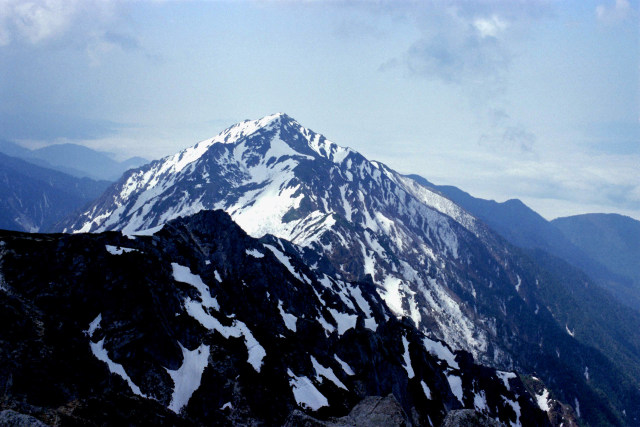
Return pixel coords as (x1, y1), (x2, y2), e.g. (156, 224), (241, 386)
(345, 395), (409, 426)
(0, 410), (49, 427)
(285, 394), (408, 427)
(441, 409), (503, 427)
(285, 411), (330, 427)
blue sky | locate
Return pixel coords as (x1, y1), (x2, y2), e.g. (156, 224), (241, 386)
(0, 0), (638, 220)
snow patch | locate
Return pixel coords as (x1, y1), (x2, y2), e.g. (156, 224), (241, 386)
(502, 396), (522, 427)
(328, 308), (357, 335)
(381, 276), (404, 317)
(90, 338), (146, 398)
(166, 342), (210, 413)
(349, 285), (377, 331)
(172, 263), (219, 311)
(565, 324), (575, 337)
(334, 355), (355, 376)
(423, 337), (459, 369)
(105, 245), (138, 255)
(288, 369), (328, 411)
(84, 314), (102, 338)
(401, 336), (415, 379)
(496, 371), (516, 391)
(179, 273), (265, 372)
(317, 315), (335, 336)
(536, 389), (550, 412)
(246, 248), (265, 258)
(127, 224), (164, 236)
(363, 317), (378, 331)
(474, 390), (488, 412)
(278, 300), (298, 332)
(421, 380), (432, 399)
(447, 374), (463, 404)
(189, 310), (265, 372)
(264, 244), (308, 283)
(310, 356), (347, 390)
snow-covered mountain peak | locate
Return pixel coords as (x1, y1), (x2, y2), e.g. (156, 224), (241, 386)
(217, 112), (289, 144)
(211, 113), (355, 165)
(62, 114), (492, 359)
(156, 113), (355, 181)
(154, 113), (294, 176)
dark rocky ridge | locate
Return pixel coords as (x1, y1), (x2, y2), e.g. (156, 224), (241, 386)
(0, 210), (549, 426)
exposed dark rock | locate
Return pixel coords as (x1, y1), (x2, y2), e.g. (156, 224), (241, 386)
(0, 410), (49, 427)
(285, 394), (408, 427)
(441, 409), (502, 427)
(341, 394), (409, 427)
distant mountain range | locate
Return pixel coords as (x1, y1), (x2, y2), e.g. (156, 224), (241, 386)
(552, 213), (640, 301)
(55, 113), (640, 425)
(0, 152), (109, 232)
(0, 140), (148, 181)
(406, 176), (640, 313)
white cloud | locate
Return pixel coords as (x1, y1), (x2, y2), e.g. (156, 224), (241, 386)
(381, 2), (547, 160)
(0, 0), (120, 47)
(402, 6), (512, 89)
(389, 1), (551, 90)
(474, 15), (508, 38)
(0, 0), (80, 45)
(596, 0), (632, 24)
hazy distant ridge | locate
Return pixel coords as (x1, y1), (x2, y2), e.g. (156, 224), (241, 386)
(0, 140), (148, 181)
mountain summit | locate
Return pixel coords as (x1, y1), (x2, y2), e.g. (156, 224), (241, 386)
(60, 114), (640, 425)
(65, 112), (358, 236)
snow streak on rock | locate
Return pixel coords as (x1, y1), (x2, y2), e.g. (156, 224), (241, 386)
(287, 368), (328, 411)
(166, 342), (210, 413)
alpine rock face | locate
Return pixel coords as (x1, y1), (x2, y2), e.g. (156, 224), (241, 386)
(60, 114), (640, 425)
(0, 211), (549, 426)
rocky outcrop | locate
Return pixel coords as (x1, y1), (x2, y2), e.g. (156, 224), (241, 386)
(285, 394), (408, 427)
(0, 410), (49, 427)
(441, 409), (502, 427)
(285, 394), (409, 427)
